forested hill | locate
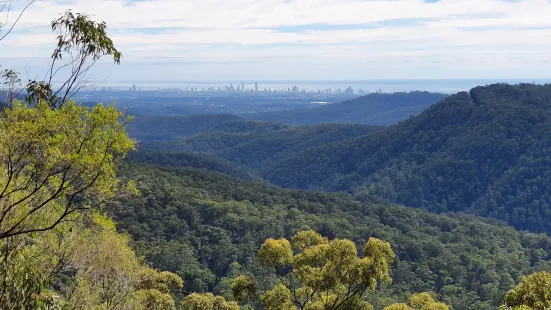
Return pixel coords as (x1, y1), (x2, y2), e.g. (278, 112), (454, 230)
(137, 123), (381, 169)
(113, 163), (551, 310)
(262, 83), (551, 233)
(242, 91), (448, 125)
(127, 114), (289, 141)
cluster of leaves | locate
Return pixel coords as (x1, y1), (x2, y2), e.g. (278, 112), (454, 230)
(235, 230), (396, 309)
(113, 163), (551, 309)
(499, 271), (551, 310)
(383, 293), (448, 310)
(0, 101), (135, 239)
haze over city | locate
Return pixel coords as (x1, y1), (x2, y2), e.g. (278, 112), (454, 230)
(3, 0), (551, 83)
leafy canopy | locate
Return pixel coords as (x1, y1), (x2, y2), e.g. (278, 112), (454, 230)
(500, 271), (551, 310)
(0, 100), (135, 240)
(384, 293), (449, 310)
(234, 230), (395, 310)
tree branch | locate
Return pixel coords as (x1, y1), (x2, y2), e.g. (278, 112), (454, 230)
(0, 0), (36, 42)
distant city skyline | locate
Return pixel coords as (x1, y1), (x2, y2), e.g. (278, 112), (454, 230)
(73, 78), (551, 94)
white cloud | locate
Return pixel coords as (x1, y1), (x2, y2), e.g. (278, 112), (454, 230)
(1, 0), (551, 80)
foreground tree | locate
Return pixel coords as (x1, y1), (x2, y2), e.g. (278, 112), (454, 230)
(233, 230), (395, 310)
(181, 293), (240, 310)
(383, 293), (448, 310)
(0, 209), (184, 309)
(26, 10), (121, 108)
(500, 271), (551, 310)
(0, 100), (135, 240)
(0, 100), (137, 307)
(1, 4), (121, 108)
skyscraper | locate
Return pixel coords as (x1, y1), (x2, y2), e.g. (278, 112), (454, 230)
(241, 82), (245, 92)
(255, 82), (258, 92)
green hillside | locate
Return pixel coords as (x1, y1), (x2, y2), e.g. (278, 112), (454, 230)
(259, 84), (551, 233)
(139, 123), (381, 169)
(242, 91), (448, 126)
(112, 163), (551, 310)
(127, 114), (287, 141)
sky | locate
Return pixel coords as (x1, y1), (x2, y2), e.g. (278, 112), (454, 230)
(1, 0), (551, 83)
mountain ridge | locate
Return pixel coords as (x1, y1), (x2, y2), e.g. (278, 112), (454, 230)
(242, 91), (449, 125)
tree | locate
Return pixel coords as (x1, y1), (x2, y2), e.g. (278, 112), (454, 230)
(0, 68), (21, 104)
(0, 100), (136, 307)
(384, 293), (449, 310)
(500, 271), (551, 310)
(181, 293), (240, 310)
(0, 3), (121, 108)
(26, 10), (121, 108)
(57, 213), (183, 310)
(0, 209), (184, 309)
(0, 100), (135, 240)
(233, 230), (395, 310)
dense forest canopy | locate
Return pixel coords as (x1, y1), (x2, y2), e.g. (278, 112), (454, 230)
(133, 121), (381, 172)
(112, 162), (551, 310)
(135, 84), (551, 236)
(259, 83), (551, 234)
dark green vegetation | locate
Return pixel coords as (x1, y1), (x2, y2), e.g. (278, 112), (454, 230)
(134, 118), (380, 172)
(261, 84), (551, 234)
(127, 114), (247, 140)
(128, 151), (263, 182)
(113, 163), (551, 310)
(135, 84), (551, 235)
(242, 91), (448, 126)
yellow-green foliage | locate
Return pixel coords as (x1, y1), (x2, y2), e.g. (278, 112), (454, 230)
(181, 292), (240, 310)
(252, 230), (395, 310)
(0, 102), (183, 309)
(258, 238), (293, 267)
(52, 214), (183, 310)
(260, 284), (296, 310)
(500, 271), (551, 310)
(383, 293), (449, 310)
(0, 100), (136, 239)
(231, 275), (256, 303)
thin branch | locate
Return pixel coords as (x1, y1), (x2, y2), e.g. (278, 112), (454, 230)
(0, 0), (36, 42)
(0, 0), (11, 15)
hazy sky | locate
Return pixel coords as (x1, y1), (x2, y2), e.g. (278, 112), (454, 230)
(2, 0), (551, 82)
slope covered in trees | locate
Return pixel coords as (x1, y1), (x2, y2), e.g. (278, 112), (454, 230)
(258, 83), (551, 234)
(112, 162), (551, 310)
(127, 114), (289, 141)
(242, 91), (448, 126)
(137, 122), (381, 170)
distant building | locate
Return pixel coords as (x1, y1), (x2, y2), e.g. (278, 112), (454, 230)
(255, 82), (258, 92)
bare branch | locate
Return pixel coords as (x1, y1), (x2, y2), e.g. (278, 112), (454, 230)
(0, 0), (36, 42)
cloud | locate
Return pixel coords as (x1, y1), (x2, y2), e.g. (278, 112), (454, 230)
(1, 0), (551, 80)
